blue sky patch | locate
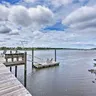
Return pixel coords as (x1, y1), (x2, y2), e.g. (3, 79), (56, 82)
(44, 21), (66, 31)
(82, 0), (89, 6)
(0, 0), (20, 4)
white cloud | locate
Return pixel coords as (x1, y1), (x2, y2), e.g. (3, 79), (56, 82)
(8, 5), (32, 27)
(61, 4), (96, 48)
(86, 0), (96, 6)
(0, 28), (96, 48)
(0, 25), (11, 34)
(9, 29), (19, 35)
(79, 0), (86, 2)
(0, 5), (9, 21)
(24, 0), (36, 3)
(62, 6), (96, 30)
(0, 0), (96, 48)
(0, 5), (54, 30)
(28, 5), (54, 29)
(70, 18), (96, 29)
(8, 5), (54, 29)
(51, 0), (73, 7)
(23, 0), (73, 7)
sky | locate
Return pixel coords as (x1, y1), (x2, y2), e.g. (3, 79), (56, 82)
(0, 0), (96, 48)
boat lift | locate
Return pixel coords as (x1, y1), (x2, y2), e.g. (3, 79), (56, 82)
(28, 49), (59, 69)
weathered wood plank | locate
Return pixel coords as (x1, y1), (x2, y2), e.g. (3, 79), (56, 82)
(0, 73), (14, 81)
(1, 87), (30, 96)
(0, 79), (20, 91)
(0, 85), (23, 96)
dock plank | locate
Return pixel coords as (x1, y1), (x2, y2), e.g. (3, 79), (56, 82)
(0, 57), (32, 96)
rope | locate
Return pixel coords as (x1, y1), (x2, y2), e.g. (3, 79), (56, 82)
(34, 56), (44, 61)
(27, 54), (32, 57)
(27, 60), (42, 64)
(27, 54), (44, 61)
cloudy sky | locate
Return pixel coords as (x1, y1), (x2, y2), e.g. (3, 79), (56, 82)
(0, 0), (96, 48)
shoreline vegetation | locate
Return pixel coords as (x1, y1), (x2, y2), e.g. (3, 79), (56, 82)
(0, 47), (95, 50)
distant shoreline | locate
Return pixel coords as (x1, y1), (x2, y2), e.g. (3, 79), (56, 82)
(0, 47), (95, 50)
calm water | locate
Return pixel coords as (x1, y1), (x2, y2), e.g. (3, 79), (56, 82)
(2, 50), (96, 96)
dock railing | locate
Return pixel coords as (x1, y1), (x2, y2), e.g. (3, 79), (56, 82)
(3, 51), (27, 87)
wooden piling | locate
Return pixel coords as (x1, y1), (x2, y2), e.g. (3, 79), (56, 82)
(15, 51), (18, 77)
(55, 49), (57, 61)
(32, 49), (34, 68)
(15, 66), (17, 77)
(10, 67), (12, 71)
(15, 50), (18, 77)
(10, 50), (12, 72)
(24, 52), (27, 87)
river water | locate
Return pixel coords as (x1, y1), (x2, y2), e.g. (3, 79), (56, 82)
(2, 50), (96, 96)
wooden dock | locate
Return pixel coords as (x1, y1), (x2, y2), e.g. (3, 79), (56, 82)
(0, 56), (32, 96)
(33, 62), (59, 69)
